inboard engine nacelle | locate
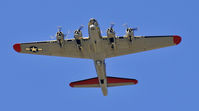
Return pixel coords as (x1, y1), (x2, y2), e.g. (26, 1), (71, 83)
(56, 27), (65, 47)
(107, 24), (115, 38)
(74, 26), (83, 39)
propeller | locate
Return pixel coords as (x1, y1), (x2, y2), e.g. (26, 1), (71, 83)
(101, 29), (106, 35)
(58, 26), (62, 32)
(123, 24), (138, 31)
(122, 23), (129, 29)
(50, 35), (56, 39)
(50, 27), (71, 39)
(78, 25), (84, 31)
(132, 27), (138, 31)
(110, 23), (115, 29)
(64, 30), (71, 39)
(108, 23), (115, 33)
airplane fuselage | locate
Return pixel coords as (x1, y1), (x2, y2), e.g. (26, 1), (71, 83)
(88, 18), (108, 96)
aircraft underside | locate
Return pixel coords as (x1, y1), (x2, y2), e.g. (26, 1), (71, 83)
(13, 18), (181, 96)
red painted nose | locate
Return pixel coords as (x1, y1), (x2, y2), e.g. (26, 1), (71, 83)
(173, 35), (182, 45)
(13, 43), (21, 52)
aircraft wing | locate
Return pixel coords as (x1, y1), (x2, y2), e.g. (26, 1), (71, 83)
(103, 35), (181, 58)
(13, 39), (92, 59)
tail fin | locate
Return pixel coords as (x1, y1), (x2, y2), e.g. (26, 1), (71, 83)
(69, 76), (138, 88)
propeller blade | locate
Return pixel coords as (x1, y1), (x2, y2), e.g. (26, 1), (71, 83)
(122, 23), (128, 29)
(123, 24), (138, 31)
(58, 26), (62, 32)
(64, 30), (71, 39)
(101, 30), (105, 35)
(50, 35), (56, 39)
(78, 25), (84, 31)
(132, 27), (138, 31)
(110, 23), (115, 29)
(50, 36), (55, 39)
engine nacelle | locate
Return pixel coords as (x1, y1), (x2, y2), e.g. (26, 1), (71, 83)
(125, 28), (136, 41)
(74, 30), (83, 40)
(56, 31), (65, 47)
(107, 28), (116, 38)
(125, 28), (134, 37)
(106, 27), (116, 49)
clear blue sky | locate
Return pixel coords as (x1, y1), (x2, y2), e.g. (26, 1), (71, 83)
(0, 0), (198, 111)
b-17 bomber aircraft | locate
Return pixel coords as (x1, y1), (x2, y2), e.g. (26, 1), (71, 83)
(13, 18), (181, 96)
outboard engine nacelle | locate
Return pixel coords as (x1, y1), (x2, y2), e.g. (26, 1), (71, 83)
(107, 24), (116, 38)
(107, 28), (116, 38)
(125, 28), (137, 42)
(56, 30), (65, 47)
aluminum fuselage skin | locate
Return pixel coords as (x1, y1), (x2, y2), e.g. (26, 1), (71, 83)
(88, 19), (108, 96)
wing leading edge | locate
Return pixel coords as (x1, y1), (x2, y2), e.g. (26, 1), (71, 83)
(13, 35), (181, 59)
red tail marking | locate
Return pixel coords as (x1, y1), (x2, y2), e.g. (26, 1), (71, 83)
(70, 77), (99, 87)
(107, 77), (138, 84)
(70, 77), (138, 87)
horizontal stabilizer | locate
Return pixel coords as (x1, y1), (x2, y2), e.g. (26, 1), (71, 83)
(70, 77), (100, 87)
(69, 76), (138, 88)
(107, 77), (138, 87)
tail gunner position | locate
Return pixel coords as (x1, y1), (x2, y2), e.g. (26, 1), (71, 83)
(13, 18), (181, 96)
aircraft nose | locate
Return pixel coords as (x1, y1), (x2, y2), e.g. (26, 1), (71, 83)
(89, 18), (97, 25)
(13, 43), (21, 52)
(90, 24), (96, 30)
(90, 18), (96, 21)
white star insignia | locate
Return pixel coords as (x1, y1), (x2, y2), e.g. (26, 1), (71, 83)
(26, 46), (42, 52)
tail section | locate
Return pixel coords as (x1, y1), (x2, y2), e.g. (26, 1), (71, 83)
(70, 76), (138, 88)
